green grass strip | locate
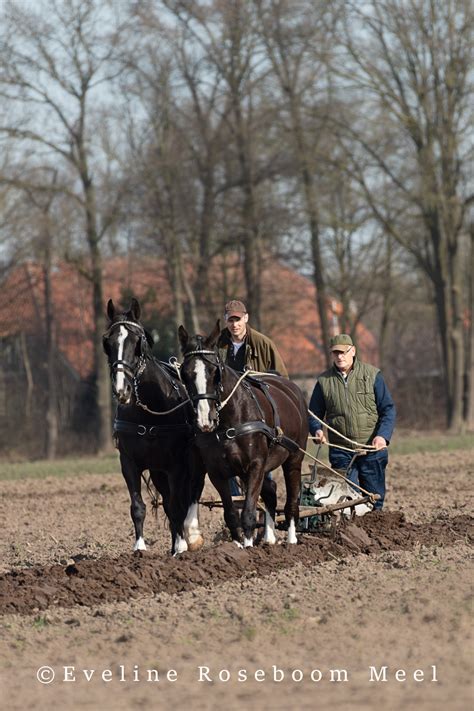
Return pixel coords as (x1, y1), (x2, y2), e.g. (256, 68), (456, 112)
(0, 454), (120, 481)
(0, 433), (472, 481)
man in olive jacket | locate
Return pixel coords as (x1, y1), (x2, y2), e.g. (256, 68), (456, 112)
(308, 334), (396, 509)
(217, 299), (288, 496)
(217, 300), (288, 377)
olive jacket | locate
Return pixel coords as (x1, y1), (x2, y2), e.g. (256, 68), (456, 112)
(217, 326), (288, 377)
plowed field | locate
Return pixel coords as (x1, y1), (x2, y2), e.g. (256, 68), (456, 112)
(1, 450), (472, 710)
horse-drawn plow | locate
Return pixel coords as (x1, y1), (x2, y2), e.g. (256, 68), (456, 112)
(197, 471), (380, 539)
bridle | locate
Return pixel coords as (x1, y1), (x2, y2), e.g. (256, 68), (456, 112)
(182, 338), (224, 410)
(103, 319), (148, 386)
(104, 319), (185, 414)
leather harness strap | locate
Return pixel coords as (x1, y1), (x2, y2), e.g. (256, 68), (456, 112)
(194, 373), (299, 452)
(114, 419), (192, 438)
(194, 420), (299, 453)
(243, 375), (282, 431)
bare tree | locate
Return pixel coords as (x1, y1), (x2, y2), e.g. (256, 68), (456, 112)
(0, 0), (130, 451)
(255, 0), (345, 364)
(164, 0), (278, 327)
(336, 0), (474, 430)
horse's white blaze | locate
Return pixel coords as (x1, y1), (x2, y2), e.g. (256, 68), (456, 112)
(174, 534), (188, 555)
(263, 512), (277, 544)
(243, 536), (254, 548)
(133, 536), (146, 551)
(115, 325), (128, 395)
(287, 518), (297, 545)
(184, 502), (202, 545)
(194, 359), (212, 429)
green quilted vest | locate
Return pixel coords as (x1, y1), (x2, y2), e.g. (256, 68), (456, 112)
(318, 360), (380, 446)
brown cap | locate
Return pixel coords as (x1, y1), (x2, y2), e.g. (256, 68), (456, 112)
(224, 300), (247, 319)
(330, 334), (354, 352)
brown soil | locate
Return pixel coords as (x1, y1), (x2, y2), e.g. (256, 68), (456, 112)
(1, 449), (473, 710)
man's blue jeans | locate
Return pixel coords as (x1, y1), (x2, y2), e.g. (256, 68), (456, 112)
(329, 449), (388, 509)
(229, 472), (272, 497)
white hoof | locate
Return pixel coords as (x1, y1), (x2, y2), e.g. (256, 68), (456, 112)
(243, 537), (254, 548)
(174, 535), (188, 555)
(183, 502), (204, 550)
(233, 540), (243, 549)
(263, 513), (277, 544)
(187, 533), (204, 551)
(287, 518), (298, 545)
(133, 537), (146, 551)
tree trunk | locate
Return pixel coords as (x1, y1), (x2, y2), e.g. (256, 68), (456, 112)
(43, 259), (58, 459)
(19, 332), (34, 421)
(196, 167), (215, 312)
(91, 253), (113, 454)
(379, 234), (393, 371)
(168, 237), (185, 355)
(464, 224), (474, 430)
(85, 180), (112, 455)
(290, 102), (331, 367)
(180, 260), (201, 334)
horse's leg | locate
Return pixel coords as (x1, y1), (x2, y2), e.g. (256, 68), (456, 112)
(166, 478), (188, 557)
(150, 468), (197, 554)
(260, 474), (278, 545)
(183, 450), (206, 552)
(282, 453), (304, 545)
(241, 463), (266, 547)
(149, 469), (171, 518)
(119, 451), (147, 551)
(208, 471), (242, 545)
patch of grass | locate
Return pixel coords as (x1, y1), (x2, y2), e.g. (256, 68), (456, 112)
(32, 616), (49, 630)
(1, 431), (472, 482)
(304, 431), (474, 464)
(0, 454), (120, 481)
(241, 626), (257, 641)
(390, 432), (474, 456)
(282, 606), (299, 621)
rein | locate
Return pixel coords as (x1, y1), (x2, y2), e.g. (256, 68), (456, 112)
(180, 346), (379, 503)
(307, 409), (378, 452)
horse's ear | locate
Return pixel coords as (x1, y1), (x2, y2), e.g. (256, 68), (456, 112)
(129, 297), (141, 321)
(206, 319), (221, 348)
(178, 325), (189, 352)
(106, 299), (115, 321)
(144, 329), (154, 349)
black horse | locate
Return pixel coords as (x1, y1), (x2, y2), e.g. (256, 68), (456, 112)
(103, 298), (205, 555)
(178, 321), (309, 547)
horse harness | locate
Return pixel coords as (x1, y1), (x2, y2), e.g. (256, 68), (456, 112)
(216, 376), (299, 453)
(104, 318), (192, 440)
(113, 419), (192, 440)
(183, 345), (299, 454)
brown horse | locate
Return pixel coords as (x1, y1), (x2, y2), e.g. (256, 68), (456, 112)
(179, 321), (309, 547)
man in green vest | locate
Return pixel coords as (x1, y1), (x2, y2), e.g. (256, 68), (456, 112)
(308, 334), (396, 509)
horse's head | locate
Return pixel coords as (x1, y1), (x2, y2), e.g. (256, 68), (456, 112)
(103, 298), (154, 405)
(179, 320), (223, 432)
